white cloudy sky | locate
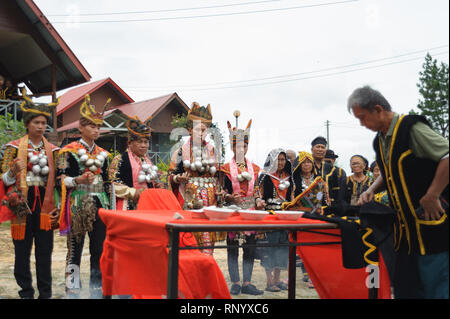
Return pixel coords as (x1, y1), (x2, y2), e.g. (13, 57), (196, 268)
(35, 0), (449, 172)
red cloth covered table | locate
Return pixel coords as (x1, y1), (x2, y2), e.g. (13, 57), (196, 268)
(99, 208), (232, 299)
(296, 229), (391, 299)
(99, 208), (390, 299)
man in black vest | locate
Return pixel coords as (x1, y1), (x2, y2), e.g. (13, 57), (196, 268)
(310, 137), (343, 204)
(108, 117), (160, 210)
(324, 149), (347, 204)
(348, 85), (449, 299)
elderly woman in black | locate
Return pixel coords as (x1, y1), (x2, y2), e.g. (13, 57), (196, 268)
(344, 155), (373, 206)
(259, 149), (293, 292)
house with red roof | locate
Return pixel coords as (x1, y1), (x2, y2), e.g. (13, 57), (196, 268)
(56, 79), (190, 162)
(56, 77), (134, 128)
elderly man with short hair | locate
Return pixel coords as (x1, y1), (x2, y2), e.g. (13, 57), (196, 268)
(348, 85), (449, 299)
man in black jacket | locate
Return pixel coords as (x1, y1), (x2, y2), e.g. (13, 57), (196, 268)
(109, 117), (160, 210)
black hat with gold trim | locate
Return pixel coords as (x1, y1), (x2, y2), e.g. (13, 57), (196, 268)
(187, 102), (212, 125)
(79, 94), (110, 126)
(19, 88), (59, 124)
(126, 116), (152, 141)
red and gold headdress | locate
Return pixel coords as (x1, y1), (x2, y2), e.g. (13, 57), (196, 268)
(187, 102), (212, 124)
(79, 94), (110, 126)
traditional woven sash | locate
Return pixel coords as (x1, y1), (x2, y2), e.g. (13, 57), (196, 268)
(229, 157), (255, 197)
(12, 135), (55, 240)
(128, 148), (152, 189)
(269, 174), (289, 201)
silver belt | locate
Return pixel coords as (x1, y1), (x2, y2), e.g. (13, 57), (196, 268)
(75, 175), (104, 193)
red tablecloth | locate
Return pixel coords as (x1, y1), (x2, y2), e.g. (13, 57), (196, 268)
(296, 229), (391, 299)
(99, 208), (232, 299)
(99, 208), (391, 299)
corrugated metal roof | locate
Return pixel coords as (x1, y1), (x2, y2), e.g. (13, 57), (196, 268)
(56, 77), (134, 115)
(57, 92), (190, 133)
(115, 93), (175, 122)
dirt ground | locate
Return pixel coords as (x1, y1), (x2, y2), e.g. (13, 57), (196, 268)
(0, 221), (318, 299)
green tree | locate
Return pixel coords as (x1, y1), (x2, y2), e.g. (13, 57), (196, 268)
(0, 114), (26, 160)
(0, 113), (26, 146)
(415, 53), (449, 137)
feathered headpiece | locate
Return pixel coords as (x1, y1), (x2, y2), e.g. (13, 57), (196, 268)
(79, 94), (110, 126)
(227, 118), (252, 145)
(126, 116), (152, 140)
(187, 102), (212, 124)
(19, 87), (59, 123)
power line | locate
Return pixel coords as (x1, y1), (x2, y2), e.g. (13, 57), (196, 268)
(123, 50), (449, 92)
(50, 0), (361, 24)
(189, 51), (448, 91)
(47, 0), (283, 17)
(126, 51), (449, 92)
(124, 45), (449, 90)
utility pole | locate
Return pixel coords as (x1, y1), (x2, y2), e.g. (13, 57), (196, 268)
(325, 120), (330, 149)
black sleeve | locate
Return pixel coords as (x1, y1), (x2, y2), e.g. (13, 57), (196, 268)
(171, 157), (185, 176)
(293, 171), (303, 198)
(343, 178), (352, 204)
(101, 156), (111, 195)
(223, 174), (233, 194)
(57, 152), (80, 179)
(338, 168), (347, 202)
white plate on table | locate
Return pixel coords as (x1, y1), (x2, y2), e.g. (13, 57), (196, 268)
(273, 211), (304, 221)
(204, 206), (235, 220)
(238, 210), (269, 221)
(189, 208), (207, 219)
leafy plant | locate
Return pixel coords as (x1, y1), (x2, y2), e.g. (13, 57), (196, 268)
(415, 53), (449, 137)
(0, 113), (26, 146)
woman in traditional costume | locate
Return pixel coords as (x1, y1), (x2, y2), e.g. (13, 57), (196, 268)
(344, 155), (373, 207)
(292, 151), (317, 197)
(57, 95), (112, 298)
(109, 117), (160, 210)
(220, 118), (265, 296)
(259, 149), (293, 292)
(168, 102), (224, 254)
(291, 151), (329, 288)
(0, 89), (60, 298)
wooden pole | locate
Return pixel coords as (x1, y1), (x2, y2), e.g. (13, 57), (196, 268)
(52, 64), (57, 131)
